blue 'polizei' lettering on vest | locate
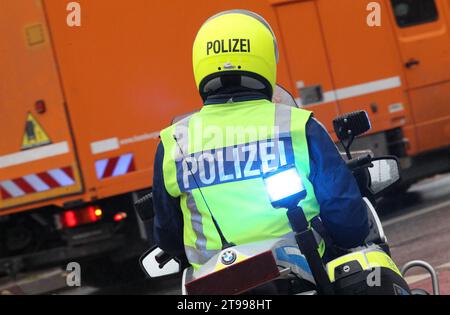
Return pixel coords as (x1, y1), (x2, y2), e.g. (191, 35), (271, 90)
(176, 137), (294, 192)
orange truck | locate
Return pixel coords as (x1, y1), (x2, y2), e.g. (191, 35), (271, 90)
(1, 0), (450, 274)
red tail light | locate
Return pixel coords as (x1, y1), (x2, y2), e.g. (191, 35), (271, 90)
(60, 206), (103, 229)
(185, 250), (280, 295)
(113, 212), (128, 222)
(63, 210), (78, 228)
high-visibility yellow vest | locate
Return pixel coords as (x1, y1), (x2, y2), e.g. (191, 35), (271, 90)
(160, 99), (323, 269)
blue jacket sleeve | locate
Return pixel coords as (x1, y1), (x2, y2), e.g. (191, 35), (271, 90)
(152, 142), (186, 257)
(306, 118), (369, 249)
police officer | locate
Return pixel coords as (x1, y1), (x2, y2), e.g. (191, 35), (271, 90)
(152, 10), (369, 269)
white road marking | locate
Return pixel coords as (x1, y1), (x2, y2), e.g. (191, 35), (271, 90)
(56, 286), (99, 295)
(405, 261), (450, 285)
(437, 262), (450, 269)
(0, 268), (66, 295)
(382, 199), (450, 228)
(405, 273), (431, 285)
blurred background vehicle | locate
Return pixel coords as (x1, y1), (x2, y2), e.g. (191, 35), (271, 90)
(1, 0), (450, 280)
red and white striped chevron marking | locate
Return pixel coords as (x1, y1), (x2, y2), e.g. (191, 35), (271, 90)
(0, 167), (76, 200)
(95, 153), (136, 180)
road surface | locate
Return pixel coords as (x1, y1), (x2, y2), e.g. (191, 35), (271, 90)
(2, 173), (450, 295)
(380, 173), (450, 294)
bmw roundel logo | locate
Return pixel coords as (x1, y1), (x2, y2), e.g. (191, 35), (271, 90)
(221, 250), (237, 265)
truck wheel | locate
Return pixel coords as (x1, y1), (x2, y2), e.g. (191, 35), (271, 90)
(80, 257), (116, 287)
(81, 256), (143, 288)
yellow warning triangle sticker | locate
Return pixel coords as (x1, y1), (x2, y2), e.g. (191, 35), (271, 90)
(22, 113), (51, 150)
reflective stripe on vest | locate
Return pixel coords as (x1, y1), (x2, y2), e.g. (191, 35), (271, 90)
(186, 192), (207, 253)
(185, 246), (221, 266)
(174, 119), (219, 265)
(274, 104), (291, 137)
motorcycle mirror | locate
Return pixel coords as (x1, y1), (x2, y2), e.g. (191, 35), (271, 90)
(333, 111), (371, 142)
(140, 247), (181, 278)
(273, 85), (300, 108)
(333, 111), (371, 159)
(368, 157), (401, 196)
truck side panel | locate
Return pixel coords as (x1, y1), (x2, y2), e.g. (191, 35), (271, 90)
(316, 0), (412, 137)
(387, 0), (450, 153)
(6, 0), (448, 215)
(36, 0), (292, 211)
(0, 0), (82, 214)
(274, 0), (340, 132)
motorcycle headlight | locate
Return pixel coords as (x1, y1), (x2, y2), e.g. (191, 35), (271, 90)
(263, 165), (307, 209)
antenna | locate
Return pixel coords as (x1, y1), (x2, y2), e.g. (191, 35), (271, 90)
(173, 135), (234, 250)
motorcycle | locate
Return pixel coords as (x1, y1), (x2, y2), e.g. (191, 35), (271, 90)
(136, 86), (440, 295)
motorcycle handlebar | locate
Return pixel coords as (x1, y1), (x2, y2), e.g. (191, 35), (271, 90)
(155, 250), (173, 268)
(346, 155), (372, 171)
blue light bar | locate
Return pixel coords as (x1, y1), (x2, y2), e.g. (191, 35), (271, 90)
(263, 165), (307, 209)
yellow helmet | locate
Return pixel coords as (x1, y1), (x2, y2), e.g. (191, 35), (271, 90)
(193, 10), (279, 101)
